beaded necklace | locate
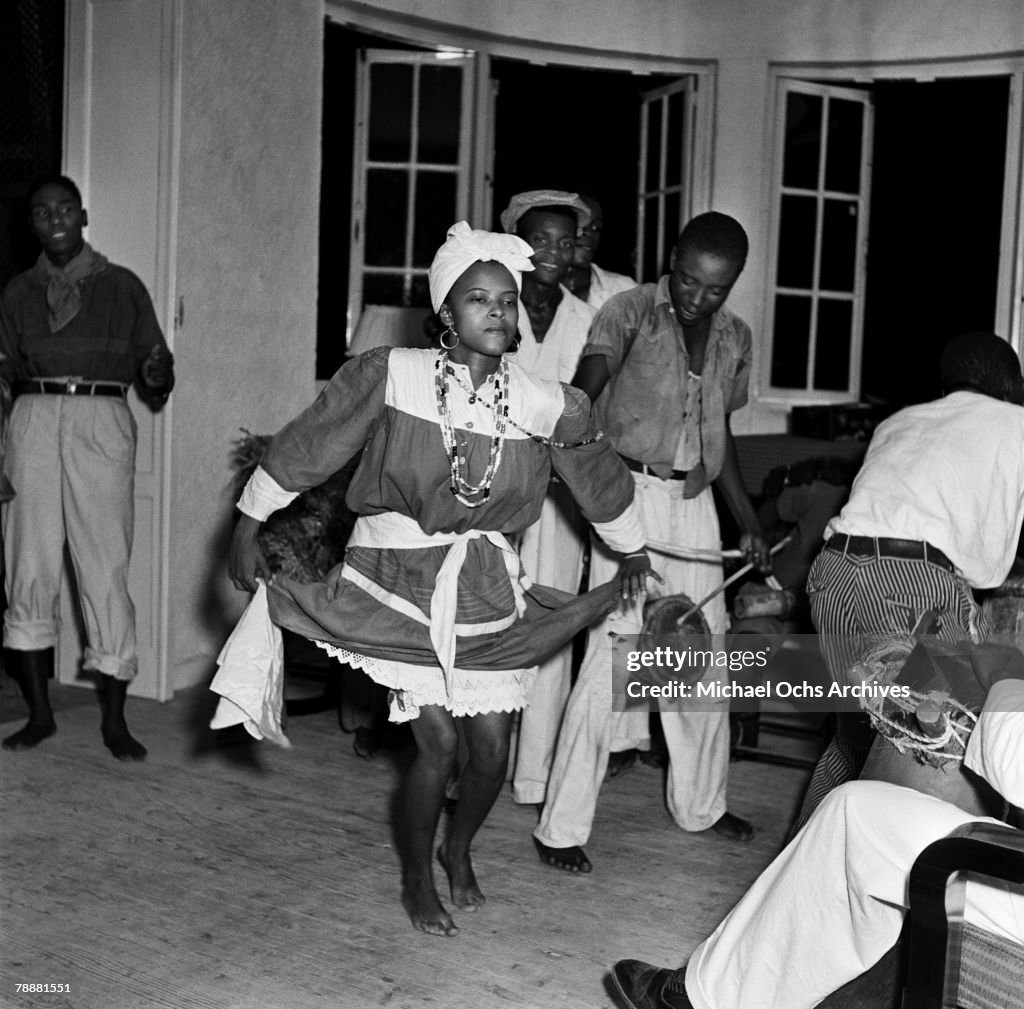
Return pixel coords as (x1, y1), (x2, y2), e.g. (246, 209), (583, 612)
(443, 362), (604, 450)
(434, 351), (509, 507)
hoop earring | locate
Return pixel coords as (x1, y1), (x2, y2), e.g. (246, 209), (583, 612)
(440, 326), (459, 350)
(506, 331), (521, 354)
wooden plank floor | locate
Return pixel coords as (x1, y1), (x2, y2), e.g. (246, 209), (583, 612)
(1, 684), (812, 1009)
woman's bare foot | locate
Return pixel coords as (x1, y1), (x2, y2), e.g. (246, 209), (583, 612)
(437, 843), (485, 911)
(401, 875), (458, 937)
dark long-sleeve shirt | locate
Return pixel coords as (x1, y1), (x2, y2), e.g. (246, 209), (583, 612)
(0, 263), (168, 386)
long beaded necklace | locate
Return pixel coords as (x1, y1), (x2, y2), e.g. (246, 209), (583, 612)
(443, 363), (604, 449)
(434, 351), (509, 507)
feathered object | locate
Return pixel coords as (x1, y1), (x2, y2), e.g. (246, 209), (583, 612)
(230, 429), (356, 583)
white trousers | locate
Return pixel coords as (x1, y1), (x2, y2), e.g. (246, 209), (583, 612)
(2, 394), (138, 679)
(535, 475), (730, 846)
(686, 780), (1024, 1009)
(512, 480), (586, 804)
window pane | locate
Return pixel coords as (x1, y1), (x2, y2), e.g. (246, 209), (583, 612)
(771, 294), (811, 389)
(409, 273), (431, 310)
(777, 194), (817, 289)
(664, 190), (681, 260)
(814, 299), (852, 391)
(418, 65), (461, 165)
(363, 273), (405, 306)
(368, 64), (412, 162)
(644, 101), (662, 193)
(782, 91), (822, 190)
(365, 169), (408, 266)
(824, 98), (864, 194)
(665, 90), (685, 187)
(642, 194), (662, 282)
(413, 172), (457, 267)
(820, 199), (858, 292)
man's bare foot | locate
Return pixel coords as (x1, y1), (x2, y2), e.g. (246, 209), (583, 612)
(437, 844), (485, 911)
(533, 837), (592, 873)
(607, 748), (638, 778)
(709, 811), (754, 841)
(2, 719), (57, 750)
(401, 876), (458, 937)
(101, 724), (148, 761)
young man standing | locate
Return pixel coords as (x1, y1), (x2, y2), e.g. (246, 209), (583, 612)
(498, 190), (598, 808)
(0, 175), (174, 759)
(564, 194), (638, 310)
(535, 212), (770, 872)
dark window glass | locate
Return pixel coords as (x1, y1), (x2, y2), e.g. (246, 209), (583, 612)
(820, 199), (858, 292)
(368, 63), (412, 162)
(362, 273), (406, 306)
(413, 172), (457, 267)
(824, 98), (864, 194)
(645, 101), (662, 193)
(771, 294), (812, 389)
(365, 169), (408, 266)
(663, 190), (681, 267)
(642, 194), (661, 283)
(409, 273), (431, 309)
(782, 91), (822, 190)
(665, 90), (685, 187)
(777, 194), (817, 289)
(418, 65), (461, 164)
(814, 299), (853, 391)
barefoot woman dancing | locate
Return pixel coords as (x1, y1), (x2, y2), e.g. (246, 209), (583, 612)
(229, 223), (655, 937)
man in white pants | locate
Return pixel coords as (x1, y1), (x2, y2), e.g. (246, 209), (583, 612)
(534, 212), (770, 872)
(611, 642), (1024, 1009)
(498, 190), (596, 807)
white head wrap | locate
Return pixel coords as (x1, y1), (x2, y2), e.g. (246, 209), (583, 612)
(428, 221), (535, 313)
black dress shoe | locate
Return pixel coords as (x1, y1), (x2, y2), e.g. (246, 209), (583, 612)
(611, 959), (693, 1009)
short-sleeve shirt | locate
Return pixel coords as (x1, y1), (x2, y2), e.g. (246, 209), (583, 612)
(581, 276), (752, 497)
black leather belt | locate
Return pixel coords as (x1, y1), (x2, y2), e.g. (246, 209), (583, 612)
(13, 379), (128, 400)
(619, 455), (688, 482)
(825, 533), (955, 574)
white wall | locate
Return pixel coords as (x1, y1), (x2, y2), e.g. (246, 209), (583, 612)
(169, 0), (323, 688)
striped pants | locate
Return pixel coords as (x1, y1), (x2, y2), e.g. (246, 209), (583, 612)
(792, 545), (981, 833)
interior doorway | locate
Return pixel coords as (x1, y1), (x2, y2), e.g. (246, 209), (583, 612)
(489, 59), (679, 280)
(317, 20), (696, 379)
(860, 75), (1009, 407)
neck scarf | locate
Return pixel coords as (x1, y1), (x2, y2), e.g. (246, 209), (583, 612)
(30, 242), (109, 332)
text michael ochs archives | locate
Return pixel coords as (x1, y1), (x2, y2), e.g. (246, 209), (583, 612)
(612, 634), (913, 712)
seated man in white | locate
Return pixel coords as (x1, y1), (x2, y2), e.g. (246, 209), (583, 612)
(611, 641), (1024, 1009)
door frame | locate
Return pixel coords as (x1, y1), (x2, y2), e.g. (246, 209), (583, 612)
(764, 54), (1024, 379)
(324, 0), (716, 219)
(61, 0), (181, 699)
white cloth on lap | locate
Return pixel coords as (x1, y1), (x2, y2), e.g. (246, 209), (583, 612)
(210, 581), (290, 747)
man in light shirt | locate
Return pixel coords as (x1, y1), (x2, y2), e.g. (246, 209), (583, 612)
(792, 330), (1024, 831)
(612, 641), (1024, 1009)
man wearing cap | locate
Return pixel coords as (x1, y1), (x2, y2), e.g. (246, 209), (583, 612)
(498, 190), (601, 809)
(565, 194), (638, 310)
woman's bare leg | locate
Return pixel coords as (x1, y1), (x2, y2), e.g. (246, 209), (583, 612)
(401, 704), (459, 936)
(438, 709), (513, 910)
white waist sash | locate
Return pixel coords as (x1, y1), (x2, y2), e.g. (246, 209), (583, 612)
(347, 512), (530, 684)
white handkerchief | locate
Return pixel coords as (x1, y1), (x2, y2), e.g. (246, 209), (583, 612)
(210, 581), (290, 747)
